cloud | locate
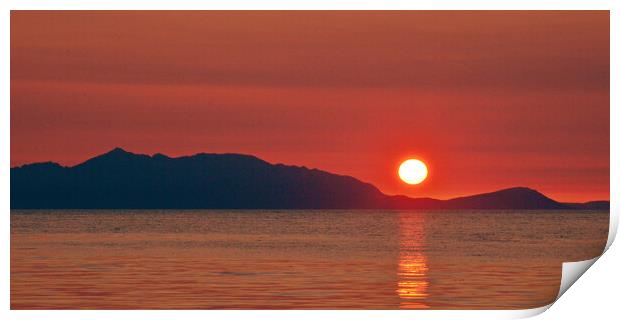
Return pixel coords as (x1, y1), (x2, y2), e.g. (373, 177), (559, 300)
(11, 11), (609, 90)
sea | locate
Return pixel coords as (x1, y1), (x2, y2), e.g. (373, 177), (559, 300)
(10, 210), (608, 309)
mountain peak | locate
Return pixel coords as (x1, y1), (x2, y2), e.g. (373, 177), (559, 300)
(106, 147), (131, 156)
(445, 186), (562, 209)
(502, 186), (536, 192)
(152, 152), (168, 158)
(74, 147), (141, 169)
(494, 186), (541, 195)
(93, 147), (137, 161)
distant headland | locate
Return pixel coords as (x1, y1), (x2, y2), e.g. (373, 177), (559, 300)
(10, 148), (609, 210)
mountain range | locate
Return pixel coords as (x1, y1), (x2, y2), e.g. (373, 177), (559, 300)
(10, 148), (609, 210)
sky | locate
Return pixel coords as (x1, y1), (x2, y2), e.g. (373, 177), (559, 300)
(11, 11), (609, 202)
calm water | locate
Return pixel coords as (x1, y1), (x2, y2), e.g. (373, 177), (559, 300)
(11, 210), (608, 309)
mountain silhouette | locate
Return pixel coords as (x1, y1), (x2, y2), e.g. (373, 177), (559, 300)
(10, 148), (609, 210)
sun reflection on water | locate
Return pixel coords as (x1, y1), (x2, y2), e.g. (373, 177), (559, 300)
(397, 213), (430, 309)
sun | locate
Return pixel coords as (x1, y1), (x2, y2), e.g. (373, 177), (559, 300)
(398, 159), (428, 185)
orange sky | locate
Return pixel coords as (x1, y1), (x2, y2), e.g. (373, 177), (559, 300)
(10, 11), (610, 202)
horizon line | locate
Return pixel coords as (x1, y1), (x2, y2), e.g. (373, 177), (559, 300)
(11, 147), (610, 204)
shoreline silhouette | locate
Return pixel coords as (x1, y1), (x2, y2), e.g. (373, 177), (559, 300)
(11, 148), (609, 210)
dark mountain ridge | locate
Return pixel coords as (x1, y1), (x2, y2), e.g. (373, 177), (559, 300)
(11, 148), (609, 210)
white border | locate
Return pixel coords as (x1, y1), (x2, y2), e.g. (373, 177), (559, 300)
(1, 1), (616, 319)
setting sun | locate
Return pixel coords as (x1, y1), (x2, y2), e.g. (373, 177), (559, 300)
(398, 159), (428, 185)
